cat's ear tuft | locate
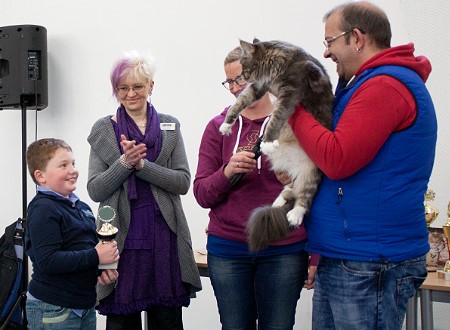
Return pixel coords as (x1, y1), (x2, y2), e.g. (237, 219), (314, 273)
(252, 38), (261, 44)
(240, 39), (256, 54)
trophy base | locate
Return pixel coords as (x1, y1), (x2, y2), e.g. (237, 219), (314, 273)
(99, 261), (118, 270)
(437, 270), (450, 281)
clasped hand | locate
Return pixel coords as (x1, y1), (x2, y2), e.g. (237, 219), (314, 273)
(120, 134), (147, 168)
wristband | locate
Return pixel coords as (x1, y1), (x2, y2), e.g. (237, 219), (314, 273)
(136, 159), (144, 171)
(119, 154), (133, 170)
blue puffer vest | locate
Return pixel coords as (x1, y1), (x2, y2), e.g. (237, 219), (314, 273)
(306, 65), (437, 262)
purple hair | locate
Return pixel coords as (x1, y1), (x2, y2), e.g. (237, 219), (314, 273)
(110, 59), (131, 97)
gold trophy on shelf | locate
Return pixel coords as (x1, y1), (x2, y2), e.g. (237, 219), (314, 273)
(438, 202), (450, 280)
(424, 190), (439, 227)
(96, 205), (119, 269)
(425, 190), (443, 271)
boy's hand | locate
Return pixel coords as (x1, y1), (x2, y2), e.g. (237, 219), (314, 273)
(98, 269), (118, 286)
(95, 240), (120, 265)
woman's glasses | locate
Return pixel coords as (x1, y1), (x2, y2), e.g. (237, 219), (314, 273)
(221, 75), (247, 90)
(116, 84), (147, 97)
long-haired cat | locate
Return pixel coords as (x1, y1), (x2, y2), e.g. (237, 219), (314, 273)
(219, 38), (334, 251)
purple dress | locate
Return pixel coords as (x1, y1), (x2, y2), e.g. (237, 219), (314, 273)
(97, 104), (189, 315)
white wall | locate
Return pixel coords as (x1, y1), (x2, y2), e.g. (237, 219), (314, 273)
(0, 1), (448, 329)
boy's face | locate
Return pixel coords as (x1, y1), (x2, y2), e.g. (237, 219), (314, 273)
(35, 148), (79, 197)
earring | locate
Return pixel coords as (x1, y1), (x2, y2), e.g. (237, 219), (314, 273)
(356, 48), (361, 53)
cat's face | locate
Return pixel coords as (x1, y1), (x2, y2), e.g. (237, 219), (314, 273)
(239, 39), (258, 83)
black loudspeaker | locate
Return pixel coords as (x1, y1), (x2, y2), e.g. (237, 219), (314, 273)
(0, 25), (48, 110)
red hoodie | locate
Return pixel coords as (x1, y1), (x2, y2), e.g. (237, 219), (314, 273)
(289, 43), (432, 180)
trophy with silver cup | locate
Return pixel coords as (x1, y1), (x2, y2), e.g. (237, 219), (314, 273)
(96, 205), (119, 269)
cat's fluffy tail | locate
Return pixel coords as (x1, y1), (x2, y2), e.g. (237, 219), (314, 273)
(246, 202), (292, 252)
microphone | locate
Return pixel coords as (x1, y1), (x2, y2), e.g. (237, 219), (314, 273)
(230, 136), (263, 185)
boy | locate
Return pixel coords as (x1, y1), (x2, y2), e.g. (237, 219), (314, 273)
(25, 138), (119, 329)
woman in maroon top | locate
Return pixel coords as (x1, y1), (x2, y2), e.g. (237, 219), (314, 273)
(194, 46), (317, 329)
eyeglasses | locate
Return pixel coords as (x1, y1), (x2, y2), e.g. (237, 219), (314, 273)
(323, 29), (354, 50)
(221, 75), (247, 90)
(115, 84), (147, 97)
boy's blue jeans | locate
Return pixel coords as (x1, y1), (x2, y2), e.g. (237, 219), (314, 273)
(26, 299), (96, 330)
(208, 251), (309, 330)
(312, 255), (427, 330)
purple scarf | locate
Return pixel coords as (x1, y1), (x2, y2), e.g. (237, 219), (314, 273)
(115, 102), (162, 200)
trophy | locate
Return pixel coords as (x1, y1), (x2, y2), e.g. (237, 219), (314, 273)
(438, 202), (450, 280)
(96, 205), (119, 269)
(443, 203), (450, 271)
(424, 190), (439, 227)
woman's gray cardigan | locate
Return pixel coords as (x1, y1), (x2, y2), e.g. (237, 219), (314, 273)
(87, 114), (201, 302)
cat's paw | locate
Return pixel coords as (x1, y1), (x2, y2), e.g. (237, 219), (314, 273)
(260, 140), (280, 155)
(286, 206), (307, 227)
(219, 123), (233, 136)
(272, 195), (287, 207)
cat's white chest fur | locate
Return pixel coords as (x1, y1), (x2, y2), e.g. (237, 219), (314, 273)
(260, 127), (314, 226)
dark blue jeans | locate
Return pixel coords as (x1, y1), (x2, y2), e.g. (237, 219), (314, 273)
(208, 251), (309, 330)
(312, 255), (427, 330)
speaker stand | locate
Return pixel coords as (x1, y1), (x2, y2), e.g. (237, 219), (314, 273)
(0, 101), (30, 330)
(17, 100), (29, 329)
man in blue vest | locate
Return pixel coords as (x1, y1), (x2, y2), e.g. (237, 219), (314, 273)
(288, 1), (437, 329)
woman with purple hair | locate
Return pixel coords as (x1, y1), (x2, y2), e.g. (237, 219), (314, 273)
(87, 50), (201, 330)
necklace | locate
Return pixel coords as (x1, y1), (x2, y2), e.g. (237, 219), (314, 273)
(137, 122), (146, 134)
(132, 112), (147, 129)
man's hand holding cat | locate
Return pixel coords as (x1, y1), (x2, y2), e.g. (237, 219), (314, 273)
(223, 151), (257, 180)
(275, 171), (292, 185)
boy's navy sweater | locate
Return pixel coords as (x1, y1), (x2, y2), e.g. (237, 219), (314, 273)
(25, 191), (100, 309)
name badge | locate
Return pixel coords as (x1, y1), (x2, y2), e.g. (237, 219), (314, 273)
(160, 123), (176, 131)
